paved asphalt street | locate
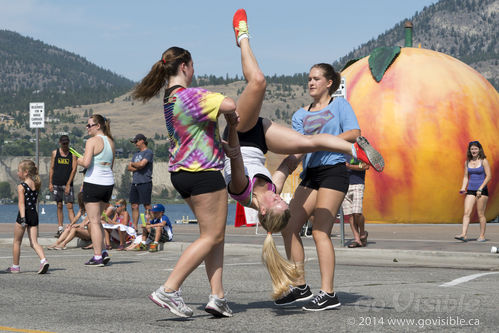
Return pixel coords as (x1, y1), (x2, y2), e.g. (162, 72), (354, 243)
(0, 223), (498, 332)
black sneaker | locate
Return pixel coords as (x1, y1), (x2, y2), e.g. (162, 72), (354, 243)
(102, 251), (111, 265)
(54, 229), (63, 238)
(302, 290), (341, 311)
(274, 285), (313, 306)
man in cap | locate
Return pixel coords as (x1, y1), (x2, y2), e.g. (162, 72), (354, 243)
(49, 135), (77, 237)
(128, 133), (154, 232)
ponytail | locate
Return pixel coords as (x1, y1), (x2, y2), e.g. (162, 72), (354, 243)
(133, 46), (192, 102)
(90, 114), (113, 142)
(259, 209), (302, 299)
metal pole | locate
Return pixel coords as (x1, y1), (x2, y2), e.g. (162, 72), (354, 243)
(339, 206), (345, 247)
(36, 127), (39, 213)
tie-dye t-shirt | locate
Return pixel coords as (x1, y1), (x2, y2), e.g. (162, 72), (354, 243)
(163, 87), (225, 172)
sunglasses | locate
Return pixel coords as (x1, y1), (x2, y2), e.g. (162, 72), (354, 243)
(86, 123), (98, 129)
(115, 204), (122, 208)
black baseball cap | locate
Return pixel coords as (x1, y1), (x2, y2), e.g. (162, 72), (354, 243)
(130, 133), (147, 143)
(59, 135), (70, 144)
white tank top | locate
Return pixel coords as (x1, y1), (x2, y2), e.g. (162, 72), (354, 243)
(84, 135), (115, 186)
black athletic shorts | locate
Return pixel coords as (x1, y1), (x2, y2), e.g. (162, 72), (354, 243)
(82, 182), (114, 203)
(300, 163), (349, 194)
(171, 170), (226, 199)
(129, 182), (152, 205)
(467, 187), (489, 197)
(16, 211), (39, 227)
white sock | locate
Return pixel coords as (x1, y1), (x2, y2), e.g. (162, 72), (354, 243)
(153, 241), (158, 244)
(12, 264), (20, 269)
(351, 144), (357, 159)
(40, 258), (47, 264)
(94, 255), (102, 260)
(58, 226), (63, 231)
(238, 34), (249, 45)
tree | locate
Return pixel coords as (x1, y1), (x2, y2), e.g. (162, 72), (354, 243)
(117, 169), (131, 200)
(0, 182), (11, 199)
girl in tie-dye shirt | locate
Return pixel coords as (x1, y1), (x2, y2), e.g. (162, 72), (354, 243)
(133, 46), (237, 318)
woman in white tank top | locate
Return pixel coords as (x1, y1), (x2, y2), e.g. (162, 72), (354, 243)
(77, 114), (115, 267)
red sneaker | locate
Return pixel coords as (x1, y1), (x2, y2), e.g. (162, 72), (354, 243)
(232, 9), (248, 47)
(353, 136), (385, 172)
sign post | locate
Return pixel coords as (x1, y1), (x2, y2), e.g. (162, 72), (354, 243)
(331, 79), (347, 247)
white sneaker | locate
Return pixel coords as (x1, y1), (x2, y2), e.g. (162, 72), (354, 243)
(149, 287), (193, 318)
(205, 294), (233, 317)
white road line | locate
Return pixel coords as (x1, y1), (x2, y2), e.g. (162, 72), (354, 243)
(439, 272), (499, 287)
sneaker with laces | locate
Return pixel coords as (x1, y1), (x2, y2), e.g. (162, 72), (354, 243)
(6, 266), (20, 274)
(134, 243), (147, 251)
(232, 9), (249, 47)
(85, 256), (104, 267)
(149, 287), (193, 318)
(205, 294), (233, 317)
(353, 136), (385, 172)
(38, 261), (49, 274)
(149, 243), (158, 252)
(102, 251), (111, 265)
(302, 290), (341, 311)
(274, 284), (314, 306)
(54, 229), (63, 238)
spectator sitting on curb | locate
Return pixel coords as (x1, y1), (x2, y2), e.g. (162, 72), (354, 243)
(126, 204), (172, 252)
(48, 192), (90, 250)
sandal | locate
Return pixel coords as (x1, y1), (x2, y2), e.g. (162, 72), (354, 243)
(348, 241), (363, 248)
(454, 236), (467, 242)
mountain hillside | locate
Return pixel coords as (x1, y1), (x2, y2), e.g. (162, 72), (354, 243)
(333, 0), (499, 90)
(0, 30), (134, 114)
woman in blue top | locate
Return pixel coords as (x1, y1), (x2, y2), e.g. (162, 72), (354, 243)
(277, 63), (362, 311)
(455, 141), (491, 242)
(77, 114), (115, 267)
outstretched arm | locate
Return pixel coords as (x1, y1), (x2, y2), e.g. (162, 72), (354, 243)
(223, 112), (249, 195)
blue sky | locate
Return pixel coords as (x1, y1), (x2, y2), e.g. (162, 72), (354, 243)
(1, 0), (439, 81)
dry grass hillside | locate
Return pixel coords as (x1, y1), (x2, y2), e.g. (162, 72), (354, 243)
(54, 81), (311, 141)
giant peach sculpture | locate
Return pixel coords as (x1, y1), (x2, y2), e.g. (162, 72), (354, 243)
(342, 47), (499, 223)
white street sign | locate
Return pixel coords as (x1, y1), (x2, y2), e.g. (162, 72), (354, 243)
(331, 77), (347, 99)
(29, 102), (45, 128)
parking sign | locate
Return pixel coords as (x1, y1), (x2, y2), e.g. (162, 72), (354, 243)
(29, 102), (45, 128)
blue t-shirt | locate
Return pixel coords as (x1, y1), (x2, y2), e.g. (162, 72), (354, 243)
(150, 214), (173, 241)
(292, 97), (360, 174)
(131, 149), (154, 184)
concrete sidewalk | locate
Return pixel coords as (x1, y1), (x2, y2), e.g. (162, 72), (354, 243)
(1, 222), (498, 270)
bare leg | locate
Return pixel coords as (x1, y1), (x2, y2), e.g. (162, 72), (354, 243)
(235, 38), (266, 132)
(265, 122), (352, 155)
(60, 228), (78, 247)
(476, 196), (488, 239)
(131, 203), (140, 232)
(66, 202), (75, 225)
(163, 189), (227, 297)
(312, 188), (345, 293)
(27, 226), (46, 260)
(85, 202), (105, 257)
(57, 201), (64, 228)
(12, 223), (25, 266)
(281, 186), (317, 285)
(348, 214), (362, 245)
(458, 195), (476, 238)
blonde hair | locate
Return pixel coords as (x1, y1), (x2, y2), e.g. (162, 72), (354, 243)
(259, 208), (302, 299)
(90, 114), (113, 141)
(19, 159), (41, 192)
